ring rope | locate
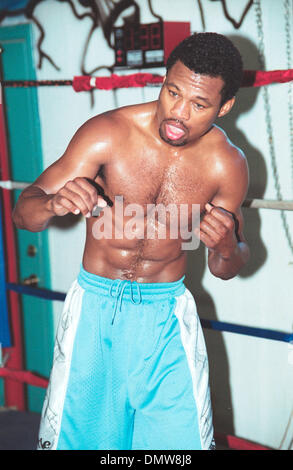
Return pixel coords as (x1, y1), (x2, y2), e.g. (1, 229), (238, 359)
(6, 282), (66, 302)
(0, 367), (48, 389)
(242, 199), (293, 210)
(0, 68), (292, 91)
(1, 180), (293, 210)
(0, 180), (30, 190)
(4, 281), (293, 344)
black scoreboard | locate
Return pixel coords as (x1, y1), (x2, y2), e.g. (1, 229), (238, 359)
(114, 22), (190, 69)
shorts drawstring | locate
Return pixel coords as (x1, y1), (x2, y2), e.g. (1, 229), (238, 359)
(78, 265), (185, 325)
(109, 279), (142, 324)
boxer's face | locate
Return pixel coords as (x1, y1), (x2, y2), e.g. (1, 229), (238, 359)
(156, 60), (234, 147)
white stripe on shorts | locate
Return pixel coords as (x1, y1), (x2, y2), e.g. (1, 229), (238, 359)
(38, 280), (84, 450)
(174, 288), (214, 450)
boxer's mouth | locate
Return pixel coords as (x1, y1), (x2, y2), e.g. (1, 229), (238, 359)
(163, 120), (188, 141)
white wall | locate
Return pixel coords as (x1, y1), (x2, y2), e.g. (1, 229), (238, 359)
(4, 0), (293, 449)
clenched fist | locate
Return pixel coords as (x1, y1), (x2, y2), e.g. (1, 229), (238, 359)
(49, 177), (107, 218)
(196, 203), (238, 259)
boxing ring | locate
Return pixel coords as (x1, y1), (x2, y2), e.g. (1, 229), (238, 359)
(0, 63), (293, 450)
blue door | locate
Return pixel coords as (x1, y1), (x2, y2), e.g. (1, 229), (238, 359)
(0, 24), (54, 412)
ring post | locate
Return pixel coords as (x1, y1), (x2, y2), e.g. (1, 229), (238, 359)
(0, 198), (11, 349)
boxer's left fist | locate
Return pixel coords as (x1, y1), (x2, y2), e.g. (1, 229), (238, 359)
(196, 203), (238, 259)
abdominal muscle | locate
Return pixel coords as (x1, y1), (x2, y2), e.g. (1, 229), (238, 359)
(82, 210), (187, 283)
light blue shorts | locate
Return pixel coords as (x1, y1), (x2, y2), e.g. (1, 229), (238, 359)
(38, 266), (214, 450)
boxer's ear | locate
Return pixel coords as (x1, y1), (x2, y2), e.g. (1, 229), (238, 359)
(218, 96), (235, 117)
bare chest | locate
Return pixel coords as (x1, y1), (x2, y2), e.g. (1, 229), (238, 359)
(97, 149), (215, 213)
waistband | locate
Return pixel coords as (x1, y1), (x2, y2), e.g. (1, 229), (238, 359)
(78, 266), (186, 325)
(78, 265), (186, 300)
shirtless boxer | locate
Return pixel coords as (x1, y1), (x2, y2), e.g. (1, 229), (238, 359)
(13, 33), (249, 450)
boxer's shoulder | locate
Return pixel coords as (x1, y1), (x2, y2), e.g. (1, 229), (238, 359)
(204, 125), (246, 168)
(81, 102), (154, 139)
(110, 101), (156, 130)
(203, 126), (248, 194)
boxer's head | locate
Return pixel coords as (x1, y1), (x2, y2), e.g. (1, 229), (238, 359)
(156, 33), (243, 147)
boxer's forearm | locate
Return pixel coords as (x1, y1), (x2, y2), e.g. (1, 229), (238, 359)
(207, 241), (250, 280)
(13, 185), (55, 232)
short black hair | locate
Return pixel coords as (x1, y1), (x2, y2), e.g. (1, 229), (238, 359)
(166, 32), (243, 105)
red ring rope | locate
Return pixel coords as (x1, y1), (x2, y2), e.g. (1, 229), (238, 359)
(2, 68), (293, 91)
(0, 367), (48, 389)
(72, 69), (293, 91)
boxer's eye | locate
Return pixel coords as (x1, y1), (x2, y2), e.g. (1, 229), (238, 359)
(192, 102), (205, 110)
(169, 89), (178, 97)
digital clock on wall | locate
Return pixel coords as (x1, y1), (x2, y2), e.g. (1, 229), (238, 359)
(114, 21), (190, 69)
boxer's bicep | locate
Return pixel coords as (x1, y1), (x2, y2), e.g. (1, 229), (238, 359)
(210, 149), (249, 242)
(34, 116), (112, 195)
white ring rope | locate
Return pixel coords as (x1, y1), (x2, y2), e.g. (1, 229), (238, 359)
(1, 180), (293, 211)
(0, 180), (30, 190)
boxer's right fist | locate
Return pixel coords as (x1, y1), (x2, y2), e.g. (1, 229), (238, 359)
(49, 177), (107, 218)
